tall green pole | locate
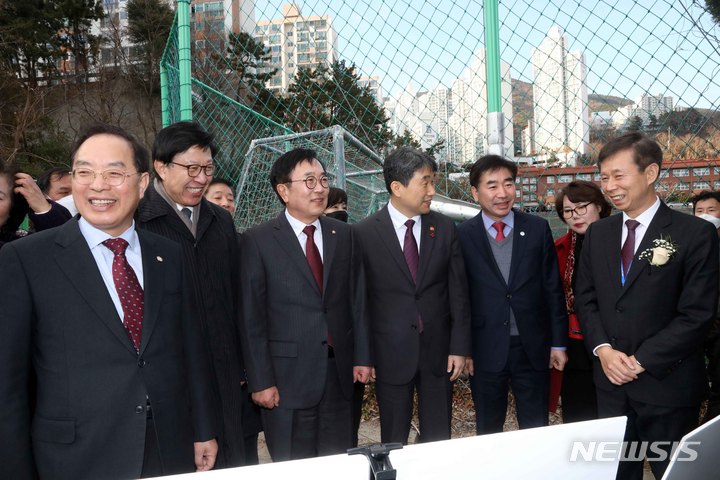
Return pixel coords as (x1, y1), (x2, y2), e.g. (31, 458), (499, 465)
(483, 0), (505, 157)
(177, 0), (193, 121)
(160, 63), (169, 127)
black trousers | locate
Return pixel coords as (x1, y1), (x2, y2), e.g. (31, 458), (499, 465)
(597, 388), (699, 480)
(351, 381), (365, 447)
(471, 336), (549, 434)
(261, 357), (352, 461)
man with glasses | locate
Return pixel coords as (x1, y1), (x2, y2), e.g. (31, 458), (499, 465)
(136, 121), (248, 468)
(238, 148), (371, 461)
(0, 123), (218, 479)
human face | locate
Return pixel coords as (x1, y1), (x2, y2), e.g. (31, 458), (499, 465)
(562, 197), (601, 235)
(600, 148), (658, 218)
(694, 198), (720, 219)
(154, 146), (213, 207)
(0, 174), (12, 229)
(72, 134), (149, 237)
(205, 183), (235, 216)
(471, 167), (516, 221)
(47, 174), (71, 201)
(324, 202), (347, 214)
(276, 159), (329, 224)
(390, 166), (436, 218)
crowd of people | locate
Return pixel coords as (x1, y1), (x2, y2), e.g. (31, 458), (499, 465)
(0, 123), (718, 480)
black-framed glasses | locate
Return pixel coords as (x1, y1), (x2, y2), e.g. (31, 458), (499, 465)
(171, 161), (215, 177)
(72, 168), (141, 186)
(287, 175), (330, 190)
(562, 202), (591, 219)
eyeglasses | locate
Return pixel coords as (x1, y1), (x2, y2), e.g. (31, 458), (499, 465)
(286, 176), (330, 190)
(171, 162), (215, 177)
(562, 202), (591, 219)
(72, 168), (141, 186)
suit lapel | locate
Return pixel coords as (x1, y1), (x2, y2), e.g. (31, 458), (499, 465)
(466, 213), (506, 285)
(320, 217), (337, 292)
(603, 214), (624, 298)
(272, 213), (322, 296)
(53, 220), (137, 355)
(137, 232), (163, 355)
(194, 199), (215, 243)
(507, 210), (525, 287)
(374, 207), (415, 286)
(621, 203), (672, 295)
(137, 183), (195, 242)
(416, 213), (436, 287)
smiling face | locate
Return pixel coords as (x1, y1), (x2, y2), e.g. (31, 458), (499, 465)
(72, 134), (149, 237)
(600, 148), (658, 218)
(276, 159), (329, 224)
(390, 166), (436, 218)
(154, 146), (213, 207)
(471, 167), (516, 221)
(562, 197), (602, 235)
(205, 182), (235, 216)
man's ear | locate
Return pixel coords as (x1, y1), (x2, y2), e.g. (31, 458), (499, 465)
(154, 160), (167, 182)
(645, 163), (660, 184)
(276, 183), (289, 204)
(390, 180), (404, 198)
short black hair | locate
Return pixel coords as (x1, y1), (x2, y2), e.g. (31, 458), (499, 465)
(70, 123), (150, 173)
(37, 167), (71, 194)
(554, 180), (613, 222)
(327, 187), (347, 208)
(597, 132), (663, 172)
(207, 177), (235, 190)
(382, 146), (437, 194)
(153, 121), (218, 168)
(0, 163), (29, 234)
(468, 155), (518, 188)
(269, 148), (325, 204)
(690, 190), (720, 214)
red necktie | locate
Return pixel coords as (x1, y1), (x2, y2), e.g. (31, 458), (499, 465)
(621, 219), (640, 280)
(493, 221), (506, 241)
(103, 238), (144, 351)
(303, 225), (323, 293)
(403, 219), (423, 333)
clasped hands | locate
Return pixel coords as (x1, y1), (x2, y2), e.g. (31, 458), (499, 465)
(596, 346), (645, 385)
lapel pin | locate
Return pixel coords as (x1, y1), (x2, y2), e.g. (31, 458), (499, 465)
(520, 231), (525, 236)
(156, 256), (163, 262)
(332, 230), (336, 234)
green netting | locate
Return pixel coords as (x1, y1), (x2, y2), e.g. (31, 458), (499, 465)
(161, 0), (720, 230)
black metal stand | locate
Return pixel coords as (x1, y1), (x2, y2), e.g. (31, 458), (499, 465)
(347, 443), (403, 480)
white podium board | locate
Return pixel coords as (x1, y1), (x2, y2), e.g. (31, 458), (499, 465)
(154, 416), (626, 480)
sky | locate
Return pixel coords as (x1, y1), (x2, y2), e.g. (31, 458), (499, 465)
(250, 0), (720, 109)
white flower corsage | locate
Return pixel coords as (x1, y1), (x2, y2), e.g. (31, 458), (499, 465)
(638, 236), (677, 267)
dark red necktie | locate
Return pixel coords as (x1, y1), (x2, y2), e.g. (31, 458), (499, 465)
(303, 225), (323, 293)
(403, 219), (423, 333)
(103, 238), (144, 351)
(621, 219), (640, 280)
(493, 221), (506, 241)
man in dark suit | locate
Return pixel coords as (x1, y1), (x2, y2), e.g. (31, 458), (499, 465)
(0, 124), (218, 479)
(354, 146), (471, 444)
(576, 133), (719, 480)
(136, 121), (247, 467)
(457, 154), (567, 435)
(239, 148), (371, 461)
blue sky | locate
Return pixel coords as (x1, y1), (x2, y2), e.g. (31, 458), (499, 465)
(251, 0), (720, 109)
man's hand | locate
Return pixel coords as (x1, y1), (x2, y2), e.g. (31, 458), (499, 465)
(549, 349), (568, 371)
(463, 356), (474, 376)
(353, 366), (372, 384)
(370, 367), (376, 382)
(14, 173), (51, 213)
(597, 346), (638, 385)
(447, 355), (466, 381)
(628, 355), (646, 375)
(194, 439), (218, 471)
(252, 386), (280, 409)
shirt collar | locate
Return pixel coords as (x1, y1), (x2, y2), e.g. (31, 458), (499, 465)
(78, 217), (139, 250)
(481, 210), (515, 232)
(387, 199), (421, 230)
(622, 196), (661, 228)
(284, 209), (321, 237)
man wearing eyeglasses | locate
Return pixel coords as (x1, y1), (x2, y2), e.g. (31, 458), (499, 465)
(238, 148), (372, 461)
(0, 124), (218, 479)
(136, 121), (248, 468)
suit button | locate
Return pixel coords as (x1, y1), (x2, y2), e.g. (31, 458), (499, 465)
(135, 405), (145, 414)
(503, 321), (509, 326)
(138, 358), (146, 367)
(506, 294), (512, 299)
(616, 307), (624, 313)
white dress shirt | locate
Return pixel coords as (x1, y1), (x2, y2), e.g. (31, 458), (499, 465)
(387, 200), (421, 253)
(285, 210), (324, 260)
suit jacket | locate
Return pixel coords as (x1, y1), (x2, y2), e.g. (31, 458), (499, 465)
(136, 183), (246, 466)
(354, 207), (471, 385)
(576, 202), (719, 407)
(239, 213), (370, 409)
(0, 219), (216, 480)
(457, 209), (567, 372)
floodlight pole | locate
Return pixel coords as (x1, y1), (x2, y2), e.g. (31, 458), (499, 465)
(484, 0), (505, 157)
(177, 0), (193, 121)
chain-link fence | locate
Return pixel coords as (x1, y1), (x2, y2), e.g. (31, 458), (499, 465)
(161, 0), (720, 229)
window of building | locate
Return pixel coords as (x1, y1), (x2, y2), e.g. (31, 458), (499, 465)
(693, 167), (710, 176)
(316, 41), (327, 50)
(316, 52), (327, 60)
(676, 181), (690, 191)
(522, 178), (529, 184)
(316, 31), (327, 40)
(714, 167), (720, 176)
(529, 177), (537, 184)
(298, 43), (310, 52)
(694, 181), (711, 190)
(298, 53), (310, 62)
(575, 173), (591, 181)
(593, 172), (602, 181)
(515, 190), (521, 197)
(271, 24), (280, 32)
(205, 1), (222, 12)
(523, 195), (530, 202)
(714, 180), (720, 189)
(672, 168), (689, 177)
(298, 32), (309, 41)
(271, 45), (280, 53)
(546, 176), (555, 184)
(558, 174), (573, 183)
